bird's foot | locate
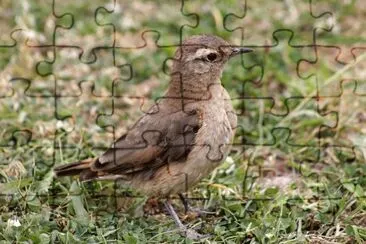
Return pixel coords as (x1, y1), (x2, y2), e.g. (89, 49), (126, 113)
(187, 206), (216, 216)
(182, 206), (216, 221)
(164, 200), (212, 240)
(178, 225), (212, 240)
(178, 193), (216, 216)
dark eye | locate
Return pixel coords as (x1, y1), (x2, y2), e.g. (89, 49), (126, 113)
(206, 53), (218, 62)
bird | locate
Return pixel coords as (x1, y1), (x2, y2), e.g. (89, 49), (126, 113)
(54, 34), (252, 239)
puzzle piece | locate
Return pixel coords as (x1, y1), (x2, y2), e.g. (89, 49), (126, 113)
(0, 29), (25, 99)
(317, 80), (366, 158)
(18, 0), (130, 98)
(112, 0), (199, 48)
(310, 0), (366, 61)
(223, 0), (334, 47)
(298, 45), (365, 97)
(1, 0), (366, 242)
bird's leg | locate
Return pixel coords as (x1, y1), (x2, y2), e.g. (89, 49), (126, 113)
(164, 199), (185, 229)
(178, 193), (189, 214)
(178, 193), (216, 216)
(164, 200), (210, 240)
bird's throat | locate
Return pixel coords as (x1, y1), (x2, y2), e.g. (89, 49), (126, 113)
(167, 74), (220, 101)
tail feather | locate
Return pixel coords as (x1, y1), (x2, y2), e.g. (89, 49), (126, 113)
(54, 158), (129, 182)
(54, 159), (96, 180)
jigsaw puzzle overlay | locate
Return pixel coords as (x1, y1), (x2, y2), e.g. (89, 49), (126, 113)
(0, 0), (365, 242)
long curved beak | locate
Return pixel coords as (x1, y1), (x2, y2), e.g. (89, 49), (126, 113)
(230, 47), (253, 58)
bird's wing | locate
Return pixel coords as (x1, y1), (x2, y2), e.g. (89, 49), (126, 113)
(91, 109), (201, 176)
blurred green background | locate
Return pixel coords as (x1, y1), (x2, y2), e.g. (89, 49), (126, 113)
(0, 0), (365, 243)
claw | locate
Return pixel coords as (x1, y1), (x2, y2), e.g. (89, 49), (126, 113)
(180, 226), (212, 240)
(178, 193), (216, 216)
(188, 207), (216, 216)
(164, 200), (212, 240)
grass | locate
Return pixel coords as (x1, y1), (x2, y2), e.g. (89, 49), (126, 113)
(0, 0), (365, 243)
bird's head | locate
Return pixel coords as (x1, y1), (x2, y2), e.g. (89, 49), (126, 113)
(171, 35), (252, 84)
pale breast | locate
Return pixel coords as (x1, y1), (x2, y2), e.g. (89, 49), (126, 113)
(172, 85), (236, 190)
(128, 84), (237, 196)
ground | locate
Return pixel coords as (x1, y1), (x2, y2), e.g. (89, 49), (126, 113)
(0, 0), (365, 243)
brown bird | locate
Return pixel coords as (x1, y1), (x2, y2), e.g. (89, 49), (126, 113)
(54, 34), (252, 239)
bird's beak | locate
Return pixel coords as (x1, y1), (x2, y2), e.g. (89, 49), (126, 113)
(229, 47), (253, 58)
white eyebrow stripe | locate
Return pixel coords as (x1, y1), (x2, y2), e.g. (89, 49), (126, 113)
(186, 48), (217, 61)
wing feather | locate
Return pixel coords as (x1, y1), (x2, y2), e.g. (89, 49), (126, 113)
(91, 109), (200, 176)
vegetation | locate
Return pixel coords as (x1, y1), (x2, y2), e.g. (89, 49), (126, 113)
(0, 0), (365, 243)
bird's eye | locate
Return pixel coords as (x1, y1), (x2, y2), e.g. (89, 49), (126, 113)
(206, 53), (218, 62)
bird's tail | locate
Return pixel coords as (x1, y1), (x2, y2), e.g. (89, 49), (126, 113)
(54, 159), (96, 179)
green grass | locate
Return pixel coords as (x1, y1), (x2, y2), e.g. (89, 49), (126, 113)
(0, 0), (365, 243)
